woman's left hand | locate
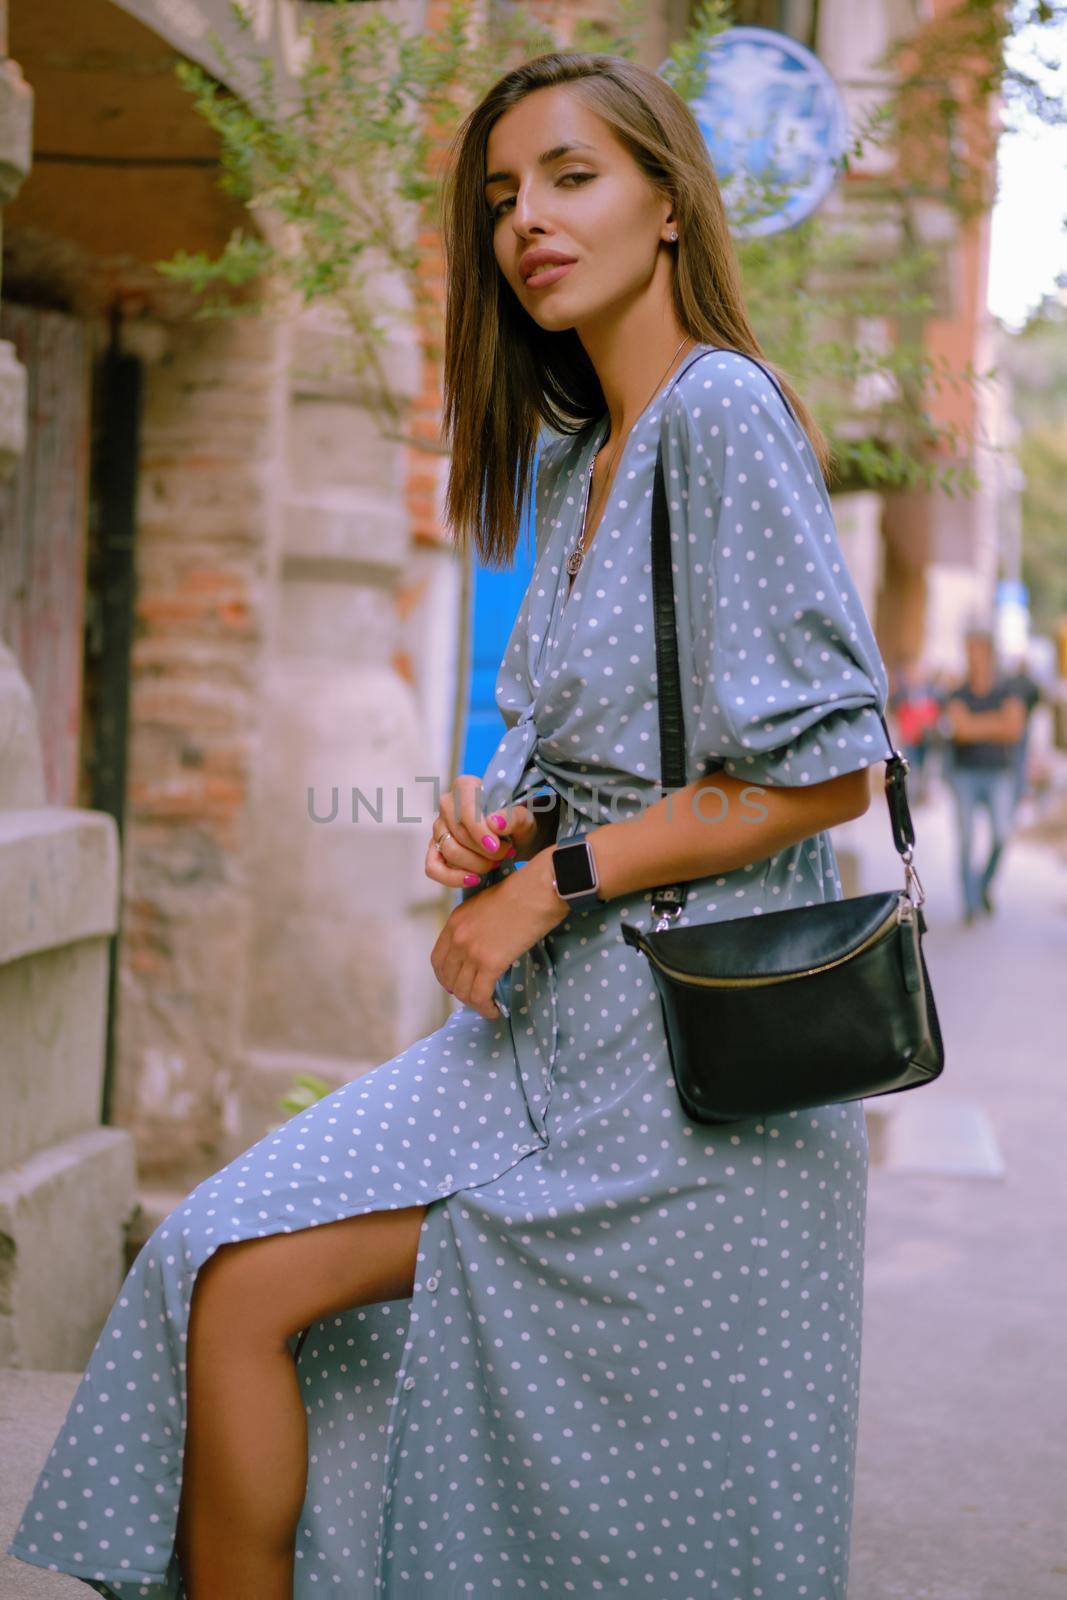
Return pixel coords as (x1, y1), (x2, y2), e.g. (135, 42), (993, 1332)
(431, 855), (569, 1020)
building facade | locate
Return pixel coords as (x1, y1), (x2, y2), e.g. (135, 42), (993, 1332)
(0, 0), (1008, 1357)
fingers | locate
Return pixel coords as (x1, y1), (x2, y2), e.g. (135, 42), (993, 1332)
(430, 911), (503, 1022)
(424, 829), (517, 888)
(441, 775), (489, 856)
(425, 777), (518, 887)
(443, 959), (501, 1022)
(455, 778), (510, 864)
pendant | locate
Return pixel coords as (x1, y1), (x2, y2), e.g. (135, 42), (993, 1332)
(565, 545), (584, 578)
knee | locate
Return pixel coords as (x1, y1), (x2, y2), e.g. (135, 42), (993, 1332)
(138, 1186), (242, 1309)
(187, 1237), (295, 1353)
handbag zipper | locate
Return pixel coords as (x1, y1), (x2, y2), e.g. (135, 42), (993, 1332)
(636, 896), (911, 988)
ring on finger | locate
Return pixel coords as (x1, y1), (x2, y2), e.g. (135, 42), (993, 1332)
(436, 828), (453, 856)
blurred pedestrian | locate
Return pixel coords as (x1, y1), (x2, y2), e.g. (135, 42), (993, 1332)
(1001, 653), (1043, 818)
(889, 657), (940, 804)
(943, 628), (1026, 925)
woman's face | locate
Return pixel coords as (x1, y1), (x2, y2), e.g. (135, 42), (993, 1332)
(485, 85), (672, 332)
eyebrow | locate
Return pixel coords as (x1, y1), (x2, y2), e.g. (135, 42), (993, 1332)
(483, 141), (599, 189)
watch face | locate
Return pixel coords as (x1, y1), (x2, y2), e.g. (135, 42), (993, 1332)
(554, 840), (596, 897)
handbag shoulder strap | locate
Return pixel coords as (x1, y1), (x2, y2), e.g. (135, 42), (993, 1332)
(649, 346), (918, 908)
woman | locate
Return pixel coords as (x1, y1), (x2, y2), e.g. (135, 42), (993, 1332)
(7, 50), (890, 1599)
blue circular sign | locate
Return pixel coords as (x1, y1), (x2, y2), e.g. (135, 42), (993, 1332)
(662, 27), (848, 237)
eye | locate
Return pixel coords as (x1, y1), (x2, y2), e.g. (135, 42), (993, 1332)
(490, 171), (595, 221)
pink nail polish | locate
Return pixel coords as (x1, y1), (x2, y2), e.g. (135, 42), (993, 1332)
(463, 872), (479, 885)
(481, 834), (499, 851)
(489, 813), (506, 829)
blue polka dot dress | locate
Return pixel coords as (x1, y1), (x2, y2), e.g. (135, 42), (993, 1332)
(7, 346), (892, 1598)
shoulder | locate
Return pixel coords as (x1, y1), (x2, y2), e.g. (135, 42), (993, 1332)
(659, 347), (823, 512)
(535, 425), (587, 485)
(532, 427), (587, 554)
(665, 347), (799, 439)
(533, 428), (578, 507)
(1005, 672), (1040, 705)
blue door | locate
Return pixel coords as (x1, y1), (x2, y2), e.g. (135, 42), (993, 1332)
(460, 443), (540, 781)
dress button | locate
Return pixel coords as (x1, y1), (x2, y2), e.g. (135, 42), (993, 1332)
(403, 1376), (416, 1390)
(425, 1275), (439, 1292)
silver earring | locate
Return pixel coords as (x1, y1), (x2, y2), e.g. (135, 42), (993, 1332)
(669, 230), (678, 241)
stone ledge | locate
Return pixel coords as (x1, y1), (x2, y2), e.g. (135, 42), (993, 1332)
(288, 319), (421, 406)
(283, 489), (411, 571)
(0, 939), (112, 1173)
(0, 1127), (138, 1371)
(0, 809), (119, 968)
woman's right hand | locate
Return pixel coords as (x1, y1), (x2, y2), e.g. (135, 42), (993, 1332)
(424, 776), (543, 891)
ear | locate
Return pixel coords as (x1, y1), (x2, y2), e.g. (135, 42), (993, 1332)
(659, 192), (678, 240)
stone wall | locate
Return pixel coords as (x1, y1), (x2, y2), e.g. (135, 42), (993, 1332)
(0, 9), (136, 1368)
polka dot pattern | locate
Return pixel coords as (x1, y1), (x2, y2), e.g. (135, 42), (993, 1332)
(7, 345), (886, 1598)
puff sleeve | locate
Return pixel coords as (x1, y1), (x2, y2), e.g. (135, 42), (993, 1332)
(660, 350), (892, 789)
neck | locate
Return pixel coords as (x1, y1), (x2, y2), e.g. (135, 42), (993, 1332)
(584, 324), (697, 446)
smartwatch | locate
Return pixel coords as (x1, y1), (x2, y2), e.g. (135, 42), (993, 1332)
(550, 829), (602, 912)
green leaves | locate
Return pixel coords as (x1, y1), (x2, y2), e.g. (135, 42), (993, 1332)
(275, 1072), (335, 1123)
(659, 0), (732, 103)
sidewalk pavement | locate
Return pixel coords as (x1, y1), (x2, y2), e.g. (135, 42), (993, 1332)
(1, 1371), (83, 1596)
(2, 778), (1064, 1599)
(841, 774), (1067, 1599)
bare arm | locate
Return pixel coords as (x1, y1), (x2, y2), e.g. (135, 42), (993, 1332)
(946, 696), (1026, 743)
(521, 767), (871, 912)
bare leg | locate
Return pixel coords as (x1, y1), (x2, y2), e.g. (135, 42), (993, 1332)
(175, 1203), (429, 1598)
(176, 1318), (305, 1598)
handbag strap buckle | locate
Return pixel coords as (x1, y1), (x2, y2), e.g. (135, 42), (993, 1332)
(902, 848), (926, 907)
(651, 882), (687, 930)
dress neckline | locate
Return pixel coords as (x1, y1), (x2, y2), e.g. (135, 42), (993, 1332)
(562, 412), (611, 610)
(559, 342), (715, 616)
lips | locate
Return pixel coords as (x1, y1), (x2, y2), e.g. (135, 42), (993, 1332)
(524, 260), (576, 289)
(520, 250), (577, 284)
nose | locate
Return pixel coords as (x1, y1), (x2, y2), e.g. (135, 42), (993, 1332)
(508, 179), (550, 237)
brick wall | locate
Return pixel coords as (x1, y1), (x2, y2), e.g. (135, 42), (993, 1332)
(112, 315), (286, 1177)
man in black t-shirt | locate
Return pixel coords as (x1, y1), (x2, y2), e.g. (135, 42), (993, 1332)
(944, 628), (1026, 925)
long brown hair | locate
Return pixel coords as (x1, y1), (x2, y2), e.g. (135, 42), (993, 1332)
(440, 51), (830, 568)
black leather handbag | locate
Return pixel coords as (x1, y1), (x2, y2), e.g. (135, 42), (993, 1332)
(620, 357), (945, 1126)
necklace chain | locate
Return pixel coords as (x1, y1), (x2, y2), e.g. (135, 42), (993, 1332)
(566, 333), (694, 585)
